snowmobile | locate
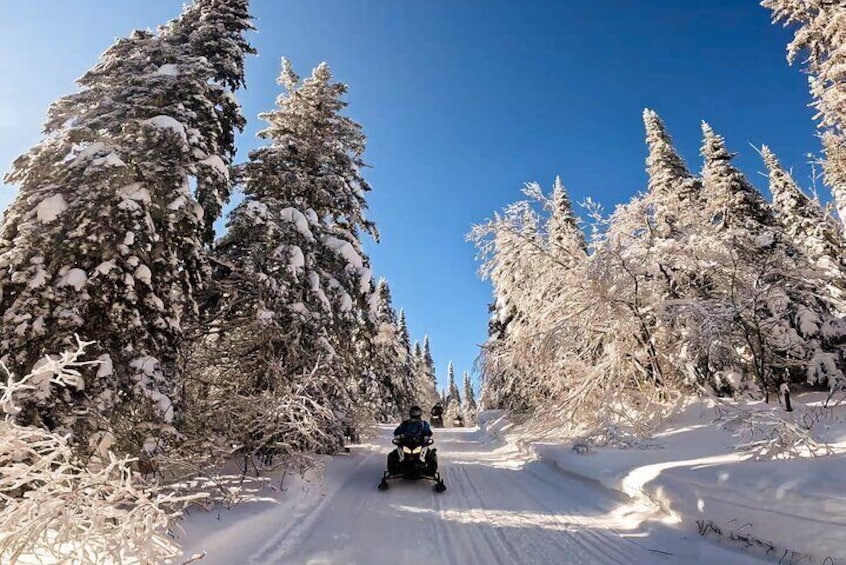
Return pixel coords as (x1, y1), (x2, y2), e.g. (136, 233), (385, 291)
(378, 434), (446, 492)
(430, 405), (444, 428)
(452, 415), (464, 428)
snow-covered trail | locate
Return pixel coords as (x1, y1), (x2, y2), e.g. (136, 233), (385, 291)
(181, 426), (765, 564)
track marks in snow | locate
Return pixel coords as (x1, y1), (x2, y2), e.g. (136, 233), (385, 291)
(183, 426), (766, 564)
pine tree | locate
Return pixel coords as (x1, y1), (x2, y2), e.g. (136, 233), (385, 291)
(762, 146), (844, 277)
(764, 0), (846, 227)
(0, 1), (253, 453)
(444, 362), (462, 424)
(698, 123), (845, 396)
(190, 58), (378, 456)
(163, 0), (256, 244)
(548, 176), (587, 255)
(462, 371), (478, 425)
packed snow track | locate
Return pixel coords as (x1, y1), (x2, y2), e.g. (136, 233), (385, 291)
(181, 426), (766, 564)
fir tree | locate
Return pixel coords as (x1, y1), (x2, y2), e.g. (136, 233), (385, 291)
(190, 58), (378, 456)
(462, 371), (478, 425)
(762, 146), (844, 277)
(164, 0), (256, 245)
(444, 362), (462, 423)
(0, 1), (253, 453)
(548, 176), (587, 255)
(764, 0), (846, 227)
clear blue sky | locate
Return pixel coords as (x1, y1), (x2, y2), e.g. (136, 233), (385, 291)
(0, 0), (820, 391)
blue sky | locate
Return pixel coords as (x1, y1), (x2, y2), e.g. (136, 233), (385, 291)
(0, 0), (821, 391)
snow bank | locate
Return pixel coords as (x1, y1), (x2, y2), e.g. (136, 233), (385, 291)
(481, 396), (846, 563)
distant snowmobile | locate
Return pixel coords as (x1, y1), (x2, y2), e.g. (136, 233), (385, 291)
(452, 415), (464, 428)
(430, 403), (444, 428)
(378, 433), (446, 492)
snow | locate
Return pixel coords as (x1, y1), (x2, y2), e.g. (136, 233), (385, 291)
(177, 427), (766, 564)
(94, 260), (117, 275)
(92, 152), (126, 168)
(144, 115), (187, 143)
(28, 267), (47, 289)
(279, 207), (315, 241)
(479, 393), (846, 562)
(156, 64), (178, 76)
(134, 264), (152, 286)
(59, 268), (88, 291)
(36, 194), (68, 224)
(96, 354), (113, 379)
(256, 309), (274, 322)
(287, 246), (305, 274)
(199, 155), (230, 180)
(289, 302), (309, 318)
(118, 183), (152, 204)
(323, 236), (363, 269)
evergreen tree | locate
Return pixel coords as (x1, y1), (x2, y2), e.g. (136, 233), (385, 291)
(548, 176), (587, 255)
(0, 1), (253, 453)
(190, 58), (378, 456)
(444, 362), (462, 423)
(164, 0), (256, 244)
(762, 146), (844, 278)
(698, 123), (845, 396)
(370, 279), (415, 418)
(764, 0), (846, 227)
(701, 123), (776, 233)
(462, 371), (478, 425)
(643, 109), (702, 236)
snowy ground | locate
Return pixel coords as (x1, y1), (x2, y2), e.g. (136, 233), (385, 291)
(177, 424), (772, 564)
(481, 393), (846, 564)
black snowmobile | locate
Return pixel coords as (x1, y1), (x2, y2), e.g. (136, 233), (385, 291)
(430, 405), (445, 428)
(378, 433), (446, 492)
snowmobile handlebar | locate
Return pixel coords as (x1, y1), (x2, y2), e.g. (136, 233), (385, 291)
(392, 435), (434, 446)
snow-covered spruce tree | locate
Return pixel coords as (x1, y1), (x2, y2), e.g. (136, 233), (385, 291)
(416, 335), (439, 408)
(698, 123), (845, 397)
(395, 308), (418, 413)
(0, 2), (253, 454)
(549, 176), (587, 256)
(462, 371), (478, 425)
(764, 0), (846, 227)
(186, 59), (378, 459)
(162, 0), (255, 245)
(762, 146), (845, 282)
(369, 279), (415, 420)
(444, 362), (462, 424)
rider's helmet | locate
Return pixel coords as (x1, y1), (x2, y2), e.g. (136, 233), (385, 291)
(409, 406), (423, 420)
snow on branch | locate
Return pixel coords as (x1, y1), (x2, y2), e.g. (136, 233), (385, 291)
(0, 339), (203, 564)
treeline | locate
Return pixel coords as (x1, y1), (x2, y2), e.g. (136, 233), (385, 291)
(470, 0), (846, 432)
(0, 0), (434, 468)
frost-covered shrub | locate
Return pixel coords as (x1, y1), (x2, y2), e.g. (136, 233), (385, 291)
(469, 111), (846, 436)
(0, 341), (198, 564)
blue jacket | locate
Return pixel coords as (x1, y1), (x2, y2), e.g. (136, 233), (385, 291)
(394, 419), (432, 439)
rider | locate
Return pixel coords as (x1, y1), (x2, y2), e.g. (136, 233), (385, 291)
(394, 406), (432, 440)
(430, 402), (444, 419)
